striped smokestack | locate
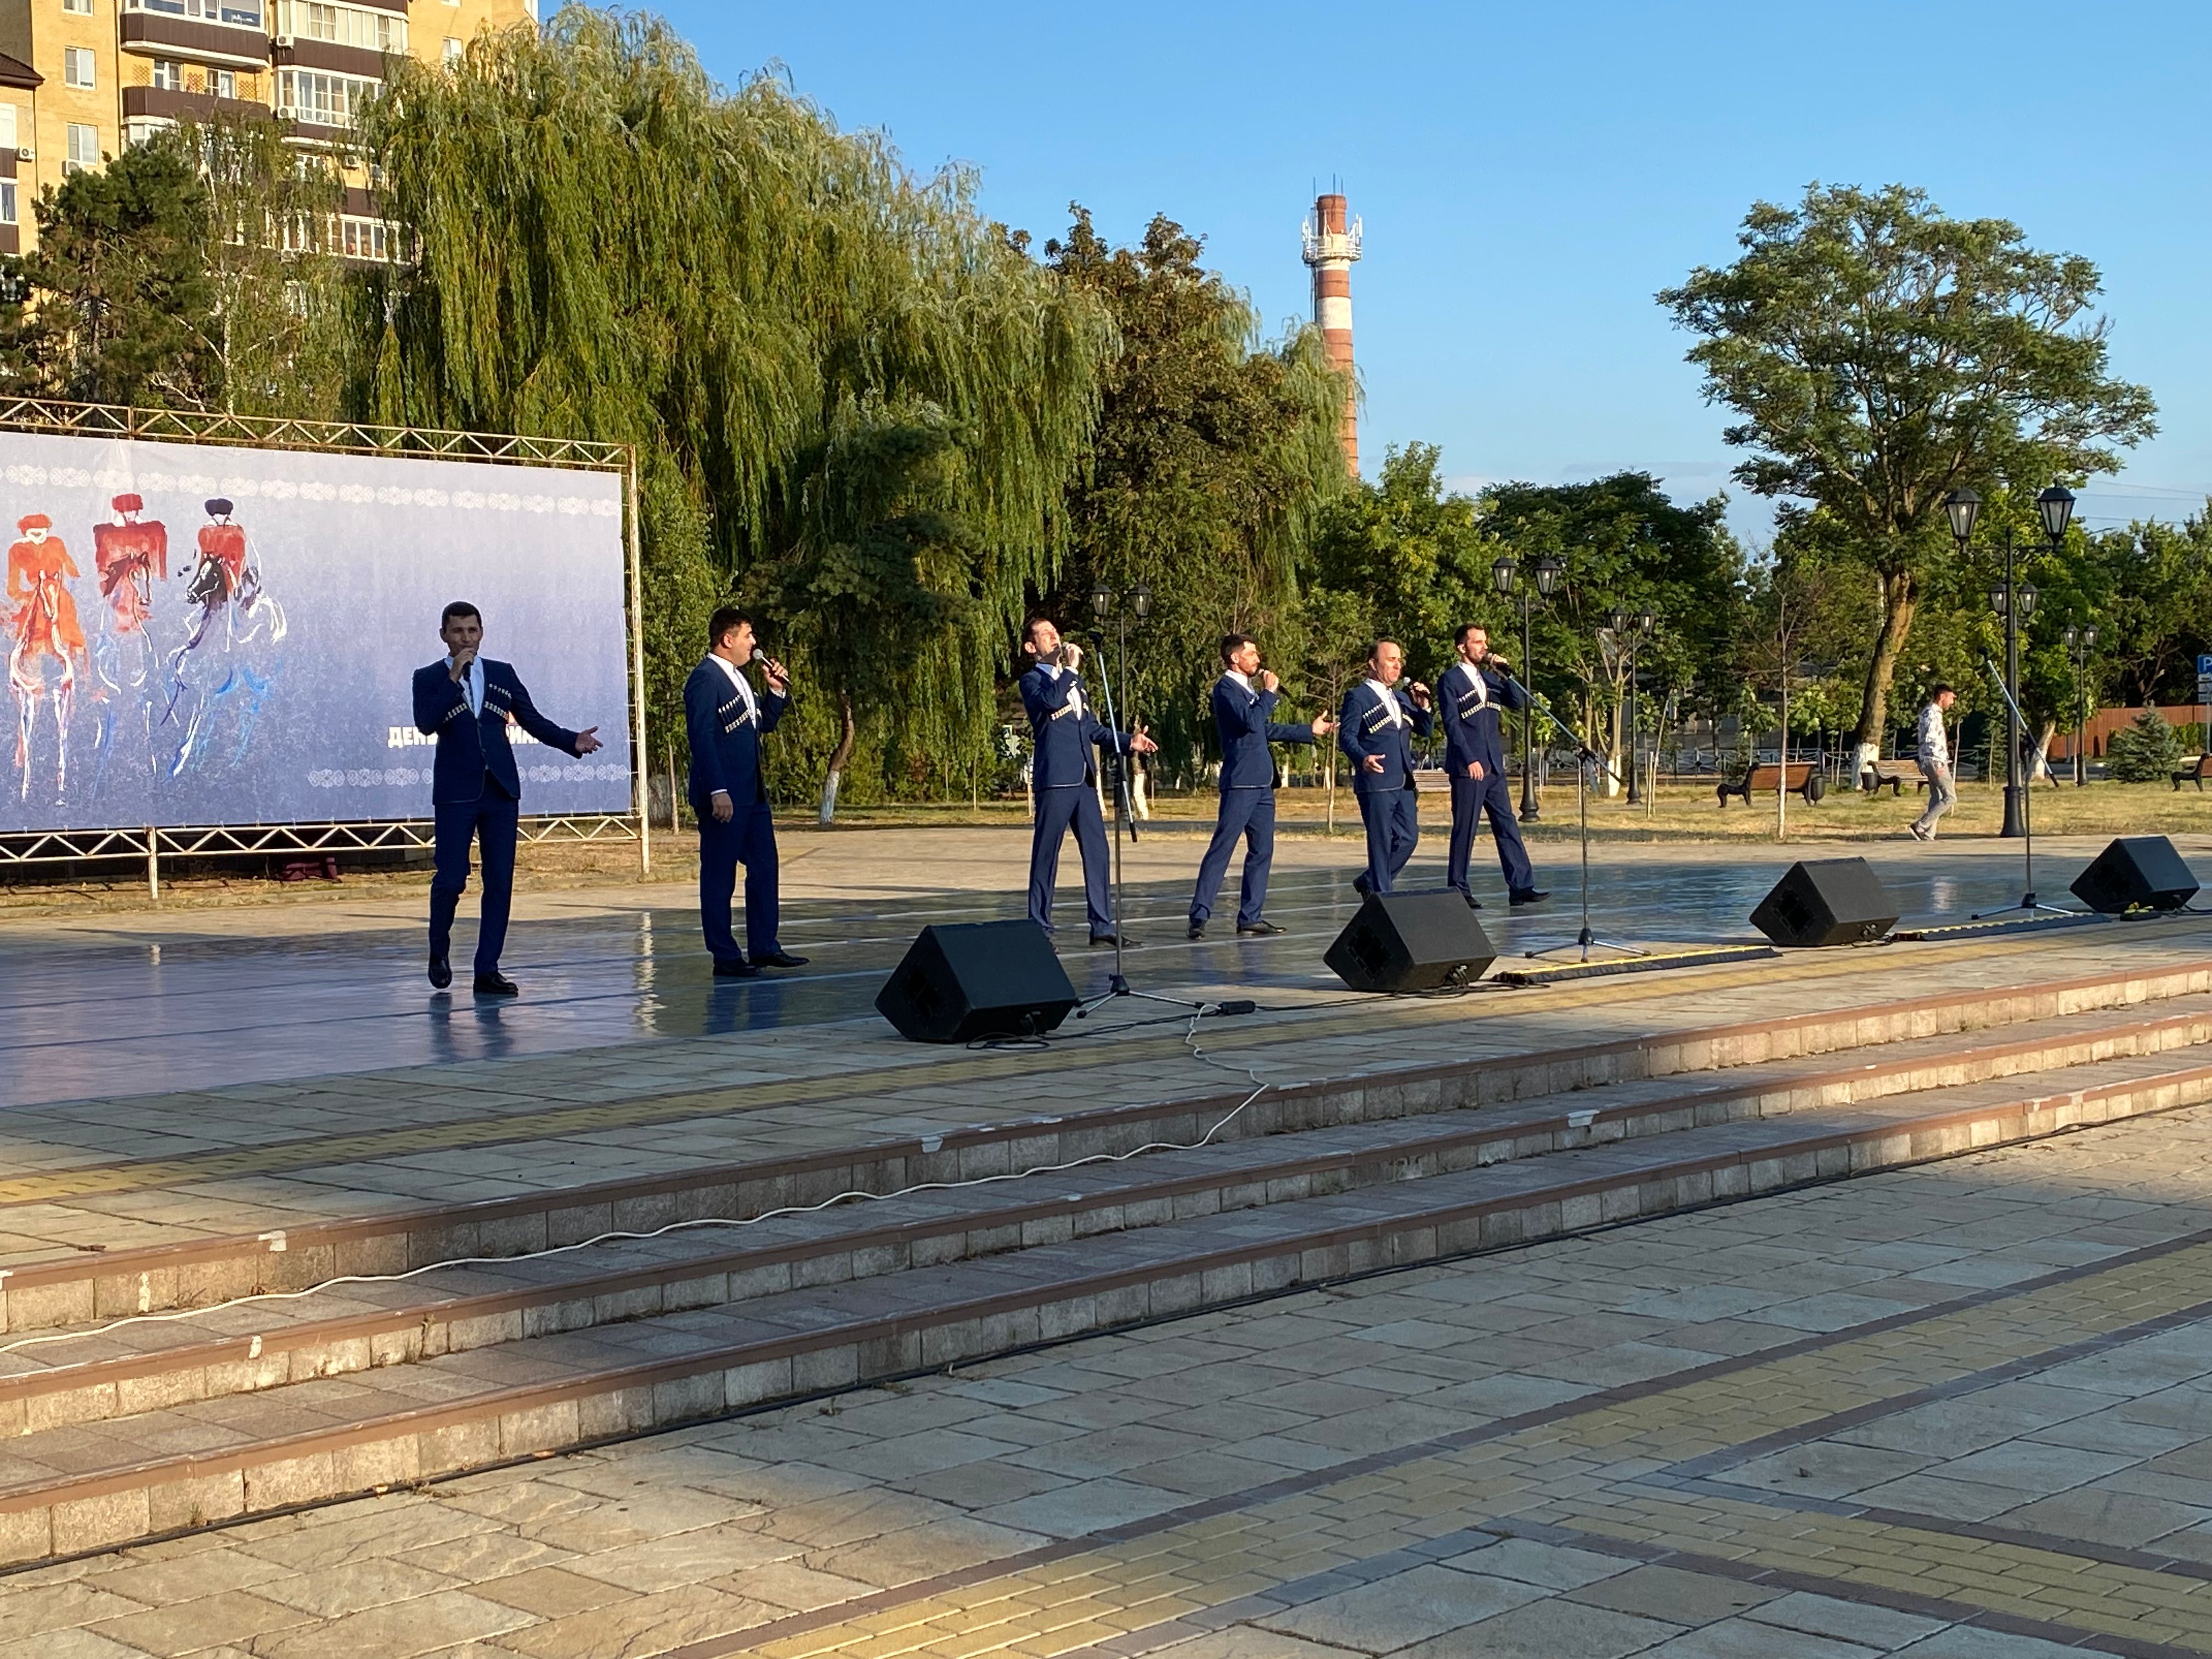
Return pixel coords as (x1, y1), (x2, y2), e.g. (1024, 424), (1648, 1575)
(1301, 190), (1363, 473)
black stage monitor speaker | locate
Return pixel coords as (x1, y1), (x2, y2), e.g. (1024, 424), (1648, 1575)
(2071, 836), (2199, 913)
(876, 920), (1079, 1043)
(1325, 891), (1498, 992)
(1751, 857), (1899, 947)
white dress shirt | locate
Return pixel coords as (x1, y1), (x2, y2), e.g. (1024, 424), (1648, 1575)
(1041, 659), (1086, 718)
(1917, 701), (1949, 768)
(710, 652), (759, 721)
(1363, 677), (1404, 727)
(1453, 659), (1490, 708)
(1223, 668), (1253, 696)
(450, 654), (485, 716)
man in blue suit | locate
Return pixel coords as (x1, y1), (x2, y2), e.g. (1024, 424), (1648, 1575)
(685, 606), (810, 979)
(1020, 615), (1156, 945)
(1338, 638), (1433, 896)
(412, 601), (602, 995)
(1187, 634), (1334, 939)
(1441, 623), (1548, 907)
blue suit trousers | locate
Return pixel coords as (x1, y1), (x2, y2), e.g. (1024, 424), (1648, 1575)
(1448, 769), (1535, 895)
(1189, 788), (1275, 927)
(430, 783), (519, 974)
(698, 803), (781, 964)
(1029, 785), (1112, 934)
(1357, 786), (1420, 893)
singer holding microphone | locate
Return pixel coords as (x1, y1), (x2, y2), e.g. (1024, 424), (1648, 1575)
(684, 606), (809, 978)
(1441, 623), (1547, 907)
(1019, 615), (1157, 944)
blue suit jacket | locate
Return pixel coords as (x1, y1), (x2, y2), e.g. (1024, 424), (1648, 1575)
(1214, 675), (1317, 789)
(1020, 662), (1132, 789)
(685, 658), (787, 809)
(1337, 682), (1433, 796)
(1439, 661), (1530, 776)
(412, 658), (580, 807)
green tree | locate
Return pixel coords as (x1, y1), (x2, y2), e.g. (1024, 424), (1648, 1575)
(1658, 182), (2155, 776)
(2107, 706), (2182, 782)
(1477, 473), (1744, 786)
(1302, 443), (1496, 691)
(1041, 209), (1345, 782)
(357, 9), (1108, 799)
(3, 137), (215, 405)
(182, 111), (349, 418)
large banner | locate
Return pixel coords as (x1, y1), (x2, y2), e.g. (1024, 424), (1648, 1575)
(0, 433), (631, 834)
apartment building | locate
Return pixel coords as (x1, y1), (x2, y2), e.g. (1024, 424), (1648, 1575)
(0, 0), (539, 255)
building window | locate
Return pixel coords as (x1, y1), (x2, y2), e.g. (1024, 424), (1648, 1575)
(150, 59), (183, 92)
(63, 0), (93, 13)
(443, 37), (461, 66)
(0, 183), (16, 226)
(126, 0), (262, 25)
(276, 2), (405, 52)
(214, 69), (236, 99)
(64, 48), (96, 89)
(0, 106), (15, 154)
(275, 67), (380, 129)
(65, 123), (100, 175)
(338, 216), (392, 261)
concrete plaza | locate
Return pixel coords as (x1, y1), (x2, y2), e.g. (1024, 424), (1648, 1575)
(2, 823), (2212, 1656)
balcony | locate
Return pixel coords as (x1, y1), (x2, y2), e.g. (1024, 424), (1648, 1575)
(122, 86), (273, 122)
(120, 15), (273, 69)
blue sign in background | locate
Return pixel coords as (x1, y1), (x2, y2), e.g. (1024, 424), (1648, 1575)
(1, 434), (631, 833)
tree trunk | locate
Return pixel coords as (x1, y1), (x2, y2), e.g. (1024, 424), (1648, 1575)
(2031, 719), (2057, 785)
(1851, 569), (1917, 778)
(1776, 679), (1788, 842)
(817, 693), (855, 824)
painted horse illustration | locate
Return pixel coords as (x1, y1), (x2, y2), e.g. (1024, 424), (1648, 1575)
(7, 512), (87, 802)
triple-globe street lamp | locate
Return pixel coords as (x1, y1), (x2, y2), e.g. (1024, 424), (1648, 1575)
(1490, 553), (1564, 817)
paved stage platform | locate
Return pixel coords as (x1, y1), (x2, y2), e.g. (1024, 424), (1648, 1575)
(5, 828), (2212, 1655)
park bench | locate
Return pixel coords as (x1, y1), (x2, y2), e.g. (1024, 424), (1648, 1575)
(1718, 762), (1824, 807)
(2173, 755), (2211, 792)
(1861, 759), (1923, 797)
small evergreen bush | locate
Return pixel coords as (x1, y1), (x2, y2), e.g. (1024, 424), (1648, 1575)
(2108, 707), (2184, 782)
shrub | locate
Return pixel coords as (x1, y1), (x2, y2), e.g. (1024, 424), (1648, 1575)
(2108, 707), (2183, 782)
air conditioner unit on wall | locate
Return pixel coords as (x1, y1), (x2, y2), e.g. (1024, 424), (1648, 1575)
(17, 148), (31, 160)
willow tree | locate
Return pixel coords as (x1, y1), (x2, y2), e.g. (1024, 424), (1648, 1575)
(353, 8), (1107, 806)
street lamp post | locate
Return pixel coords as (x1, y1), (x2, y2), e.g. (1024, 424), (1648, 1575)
(2063, 623), (2098, 786)
(1492, 554), (1562, 819)
(1949, 484), (2075, 919)
(1945, 488), (2064, 837)
(1610, 606), (1656, 804)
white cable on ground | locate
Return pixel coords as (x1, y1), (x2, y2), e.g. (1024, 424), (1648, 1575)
(0, 1005), (1290, 1361)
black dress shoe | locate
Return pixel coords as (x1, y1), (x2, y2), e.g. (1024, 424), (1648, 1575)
(427, 954), (452, 990)
(713, 959), (757, 978)
(1353, 873), (1373, 897)
(473, 972), (519, 996)
(1237, 919), (1286, 936)
(1187, 922), (1206, 940)
(1090, 932), (1141, 948)
(1458, 892), (1484, 910)
(755, 951), (809, 969)
(1509, 888), (1551, 906)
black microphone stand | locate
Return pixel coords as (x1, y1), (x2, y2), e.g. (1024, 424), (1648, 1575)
(1514, 681), (1648, 964)
(1970, 653), (2075, 920)
(1076, 619), (1207, 1019)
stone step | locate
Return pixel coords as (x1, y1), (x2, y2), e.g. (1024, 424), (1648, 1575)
(8, 955), (2207, 1336)
(4, 996), (2209, 1435)
(2, 1043), (2208, 1567)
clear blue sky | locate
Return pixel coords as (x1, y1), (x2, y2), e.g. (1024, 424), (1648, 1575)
(651, 0), (2211, 544)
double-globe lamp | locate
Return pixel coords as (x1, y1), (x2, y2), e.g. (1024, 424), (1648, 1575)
(1942, 484), (2074, 835)
(1491, 554), (1564, 816)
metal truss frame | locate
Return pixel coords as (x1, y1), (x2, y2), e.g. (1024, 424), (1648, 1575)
(0, 400), (652, 895)
(0, 816), (639, 900)
(0, 398), (631, 472)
